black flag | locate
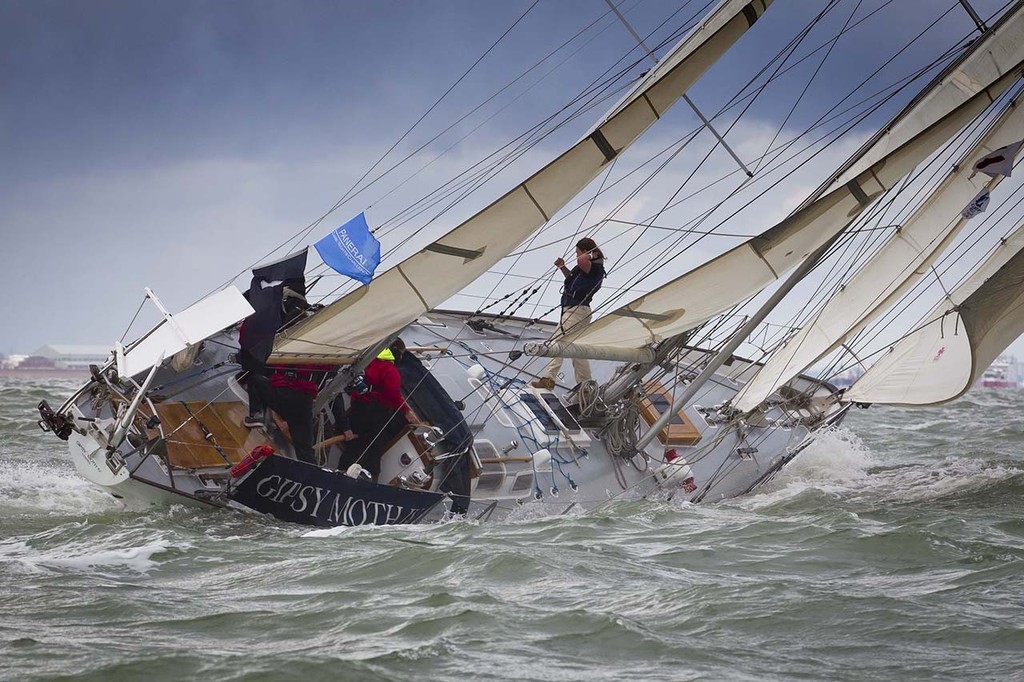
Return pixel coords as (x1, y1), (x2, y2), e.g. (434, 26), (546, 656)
(239, 249), (308, 371)
(972, 141), (1023, 179)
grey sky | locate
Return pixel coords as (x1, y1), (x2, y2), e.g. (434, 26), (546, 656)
(2, 0), (1018, 362)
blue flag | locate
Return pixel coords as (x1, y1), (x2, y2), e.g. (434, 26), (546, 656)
(314, 213), (381, 285)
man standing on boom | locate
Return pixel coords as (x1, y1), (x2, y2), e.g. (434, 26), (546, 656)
(532, 237), (605, 390)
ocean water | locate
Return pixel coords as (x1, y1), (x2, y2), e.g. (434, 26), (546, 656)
(1, 377), (1022, 681)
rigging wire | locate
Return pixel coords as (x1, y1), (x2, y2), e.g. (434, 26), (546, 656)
(774, 84), (1024, 383)
(514, 2), (979, 338)
(205, 0), (582, 298)
(288, 1), (544, 251)
(742, 89), (1002, 368)
(832, 160), (1024, 377)
(300, 26), (672, 305)
(575, 38), (972, 328)
(348, 1), (648, 222)
(286, 0), (974, 331)
(304, 1), (728, 317)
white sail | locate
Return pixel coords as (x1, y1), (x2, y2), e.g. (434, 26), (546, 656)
(566, 5), (1024, 350)
(731, 102), (1024, 412)
(270, 0), (773, 360)
(847, 223), (1024, 405)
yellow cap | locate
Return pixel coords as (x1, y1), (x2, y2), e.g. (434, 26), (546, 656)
(376, 348), (395, 362)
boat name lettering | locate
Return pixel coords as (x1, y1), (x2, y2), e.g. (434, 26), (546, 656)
(329, 494), (413, 526)
(251, 472), (418, 525)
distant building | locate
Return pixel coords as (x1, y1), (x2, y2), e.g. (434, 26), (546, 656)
(827, 366), (864, 388)
(32, 344), (111, 370)
(19, 355), (57, 369)
(1, 354), (28, 369)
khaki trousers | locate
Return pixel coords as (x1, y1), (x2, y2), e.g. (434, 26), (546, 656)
(542, 305), (593, 385)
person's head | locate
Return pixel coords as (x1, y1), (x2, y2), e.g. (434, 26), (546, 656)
(376, 337), (403, 360)
(389, 337), (406, 361)
(376, 339), (405, 362)
(576, 237), (603, 261)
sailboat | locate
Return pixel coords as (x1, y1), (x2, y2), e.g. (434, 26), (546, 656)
(35, 0), (1024, 526)
(976, 356), (1019, 389)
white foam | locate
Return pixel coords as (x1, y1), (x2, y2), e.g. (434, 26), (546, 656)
(782, 426), (877, 485)
(300, 518), (454, 538)
(36, 540), (171, 574)
(502, 492), (589, 524)
(0, 539), (34, 564)
(0, 458), (122, 516)
(302, 526), (351, 538)
(2, 537), (172, 576)
(737, 426), (877, 507)
(864, 455), (1020, 503)
(752, 423), (1021, 506)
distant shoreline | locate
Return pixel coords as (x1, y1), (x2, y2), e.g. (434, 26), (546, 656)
(0, 369), (91, 379)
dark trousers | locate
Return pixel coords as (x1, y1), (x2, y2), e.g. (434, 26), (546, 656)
(237, 348), (270, 377)
(247, 375), (315, 464)
(340, 400), (406, 480)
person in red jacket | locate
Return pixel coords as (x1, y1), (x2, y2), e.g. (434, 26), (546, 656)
(341, 338), (417, 480)
(244, 362), (340, 465)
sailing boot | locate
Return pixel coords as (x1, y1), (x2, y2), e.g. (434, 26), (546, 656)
(243, 412), (266, 428)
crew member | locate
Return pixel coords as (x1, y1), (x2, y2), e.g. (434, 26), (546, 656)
(243, 287), (336, 465)
(341, 338), (417, 480)
(244, 364), (327, 464)
(531, 237), (605, 390)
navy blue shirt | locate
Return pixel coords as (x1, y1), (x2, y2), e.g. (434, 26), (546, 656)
(561, 258), (605, 307)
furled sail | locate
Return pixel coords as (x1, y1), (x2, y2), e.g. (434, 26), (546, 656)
(731, 99), (1024, 412)
(270, 0), (773, 360)
(846, 223), (1024, 406)
(565, 4), (1024, 351)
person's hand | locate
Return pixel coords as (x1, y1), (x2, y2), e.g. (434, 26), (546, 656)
(343, 430), (357, 441)
(554, 257), (565, 268)
(405, 411), (418, 424)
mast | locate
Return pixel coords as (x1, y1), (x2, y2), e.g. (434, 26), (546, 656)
(633, 228), (845, 452)
(957, 0), (988, 33)
(603, 0), (752, 177)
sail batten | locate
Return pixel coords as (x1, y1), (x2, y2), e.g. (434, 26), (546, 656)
(271, 0), (773, 360)
(569, 5), (1024, 351)
(732, 96), (1024, 412)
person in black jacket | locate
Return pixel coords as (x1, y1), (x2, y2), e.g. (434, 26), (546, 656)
(532, 237), (605, 390)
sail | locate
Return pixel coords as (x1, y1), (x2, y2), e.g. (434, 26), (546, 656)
(731, 101), (1024, 412)
(270, 0), (773, 360)
(566, 4), (1024, 350)
(847, 223), (1024, 406)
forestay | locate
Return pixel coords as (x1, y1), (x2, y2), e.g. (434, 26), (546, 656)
(270, 0), (773, 360)
(565, 5), (1024, 351)
(847, 223), (1024, 406)
(732, 99), (1024, 412)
